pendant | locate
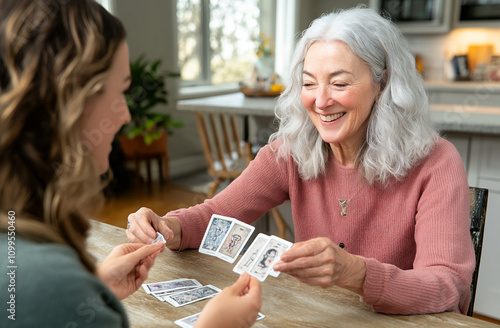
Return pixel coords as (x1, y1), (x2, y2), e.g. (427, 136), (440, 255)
(339, 199), (349, 216)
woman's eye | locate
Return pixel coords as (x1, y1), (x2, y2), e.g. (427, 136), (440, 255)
(334, 83), (347, 88)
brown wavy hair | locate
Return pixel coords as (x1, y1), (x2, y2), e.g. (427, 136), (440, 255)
(0, 0), (126, 272)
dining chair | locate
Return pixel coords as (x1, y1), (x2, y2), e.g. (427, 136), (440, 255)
(195, 111), (288, 240)
(467, 186), (489, 317)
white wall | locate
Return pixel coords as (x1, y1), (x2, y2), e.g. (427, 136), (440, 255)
(113, 0), (206, 178)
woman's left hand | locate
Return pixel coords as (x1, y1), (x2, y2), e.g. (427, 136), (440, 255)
(272, 237), (366, 295)
(97, 242), (164, 300)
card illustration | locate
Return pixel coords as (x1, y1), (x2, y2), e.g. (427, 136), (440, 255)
(174, 313), (200, 328)
(163, 285), (221, 307)
(233, 233), (270, 274)
(142, 278), (201, 294)
(249, 236), (292, 281)
(216, 221), (255, 263)
(199, 215), (233, 255)
(175, 312), (265, 328)
(152, 286), (199, 302)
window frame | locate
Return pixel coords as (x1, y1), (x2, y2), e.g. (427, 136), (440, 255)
(177, 0), (277, 89)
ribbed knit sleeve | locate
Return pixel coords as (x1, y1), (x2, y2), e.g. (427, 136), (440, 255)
(361, 139), (474, 314)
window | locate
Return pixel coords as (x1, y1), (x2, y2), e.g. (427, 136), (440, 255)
(95, 0), (113, 12)
(177, 0), (275, 86)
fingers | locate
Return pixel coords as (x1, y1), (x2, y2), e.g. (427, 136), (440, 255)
(126, 207), (160, 243)
(246, 275), (261, 299)
(230, 272), (252, 295)
(125, 242), (163, 266)
(279, 237), (330, 262)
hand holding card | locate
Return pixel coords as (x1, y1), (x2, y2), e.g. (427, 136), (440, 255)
(199, 214), (293, 282)
(234, 234), (292, 282)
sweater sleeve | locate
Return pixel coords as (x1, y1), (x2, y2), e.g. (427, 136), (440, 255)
(361, 139), (475, 314)
(168, 141), (290, 250)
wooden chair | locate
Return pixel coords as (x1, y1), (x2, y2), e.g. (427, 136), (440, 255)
(195, 111), (287, 240)
(468, 186), (488, 317)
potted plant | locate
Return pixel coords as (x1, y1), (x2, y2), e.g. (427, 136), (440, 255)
(119, 55), (183, 157)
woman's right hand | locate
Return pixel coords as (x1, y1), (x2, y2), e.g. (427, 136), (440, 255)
(194, 272), (262, 328)
(126, 207), (182, 250)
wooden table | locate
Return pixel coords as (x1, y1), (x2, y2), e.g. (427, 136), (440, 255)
(88, 220), (498, 328)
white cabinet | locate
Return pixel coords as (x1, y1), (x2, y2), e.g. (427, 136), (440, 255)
(468, 136), (500, 320)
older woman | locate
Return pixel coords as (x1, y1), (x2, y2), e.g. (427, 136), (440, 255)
(0, 1), (261, 327)
(127, 7), (474, 315)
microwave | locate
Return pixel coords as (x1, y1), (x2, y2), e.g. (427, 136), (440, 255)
(371, 0), (454, 34)
(456, 0), (500, 24)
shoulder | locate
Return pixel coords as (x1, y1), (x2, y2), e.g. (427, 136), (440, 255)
(425, 137), (464, 168)
(0, 236), (128, 327)
(407, 136), (468, 189)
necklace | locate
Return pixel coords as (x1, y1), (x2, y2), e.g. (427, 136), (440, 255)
(338, 178), (365, 217)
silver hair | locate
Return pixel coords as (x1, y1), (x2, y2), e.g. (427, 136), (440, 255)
(269, 6), (437, 185)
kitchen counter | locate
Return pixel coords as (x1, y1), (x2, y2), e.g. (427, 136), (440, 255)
(425, 80), (500, 94)
(429, 104), (500, 134)
(177, 92), (500, 135)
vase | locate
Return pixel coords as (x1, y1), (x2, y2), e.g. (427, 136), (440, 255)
(255, 56), (275, 80)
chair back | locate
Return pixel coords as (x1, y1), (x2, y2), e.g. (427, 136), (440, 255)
(194, 111), (288, 240)
(195, 112), (252, 179)
(467, 186), (488, 316)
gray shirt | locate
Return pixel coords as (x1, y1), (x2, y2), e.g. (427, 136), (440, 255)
(0, 234), (129, 327)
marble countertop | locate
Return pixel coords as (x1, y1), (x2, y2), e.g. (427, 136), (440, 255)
(425, 80), (500, 94)
(429, 104), (500, 134)
(176, 92), (500, 135)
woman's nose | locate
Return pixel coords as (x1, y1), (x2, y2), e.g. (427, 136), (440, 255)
(315, 85), (334, 109)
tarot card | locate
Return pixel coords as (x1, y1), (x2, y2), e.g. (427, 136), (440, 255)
(199, 214), (233, 256)
(174, 312), (200, 328)
(216, 220), (255, 263)
(233, 233), (270, 274)
(151, 286), (200, 302)
(163, 285), (221, 307)
(142, 278), (202, 294)
(174, 312), (265, 327)
(152, 231), (166, 244)
(248, 235), (293, 282)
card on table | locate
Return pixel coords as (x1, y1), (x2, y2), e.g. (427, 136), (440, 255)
(151, 286), (201, 302)
(174, 313), (200, 328)
(162, 285), (221, 307)
(142, 278), (202, 294)
(174, 312), (265, 328)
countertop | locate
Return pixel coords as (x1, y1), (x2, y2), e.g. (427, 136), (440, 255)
(176, 91), (500, 135)
(425, 80), (500, 94)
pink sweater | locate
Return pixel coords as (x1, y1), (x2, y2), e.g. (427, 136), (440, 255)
(167, 137), (475, 315)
